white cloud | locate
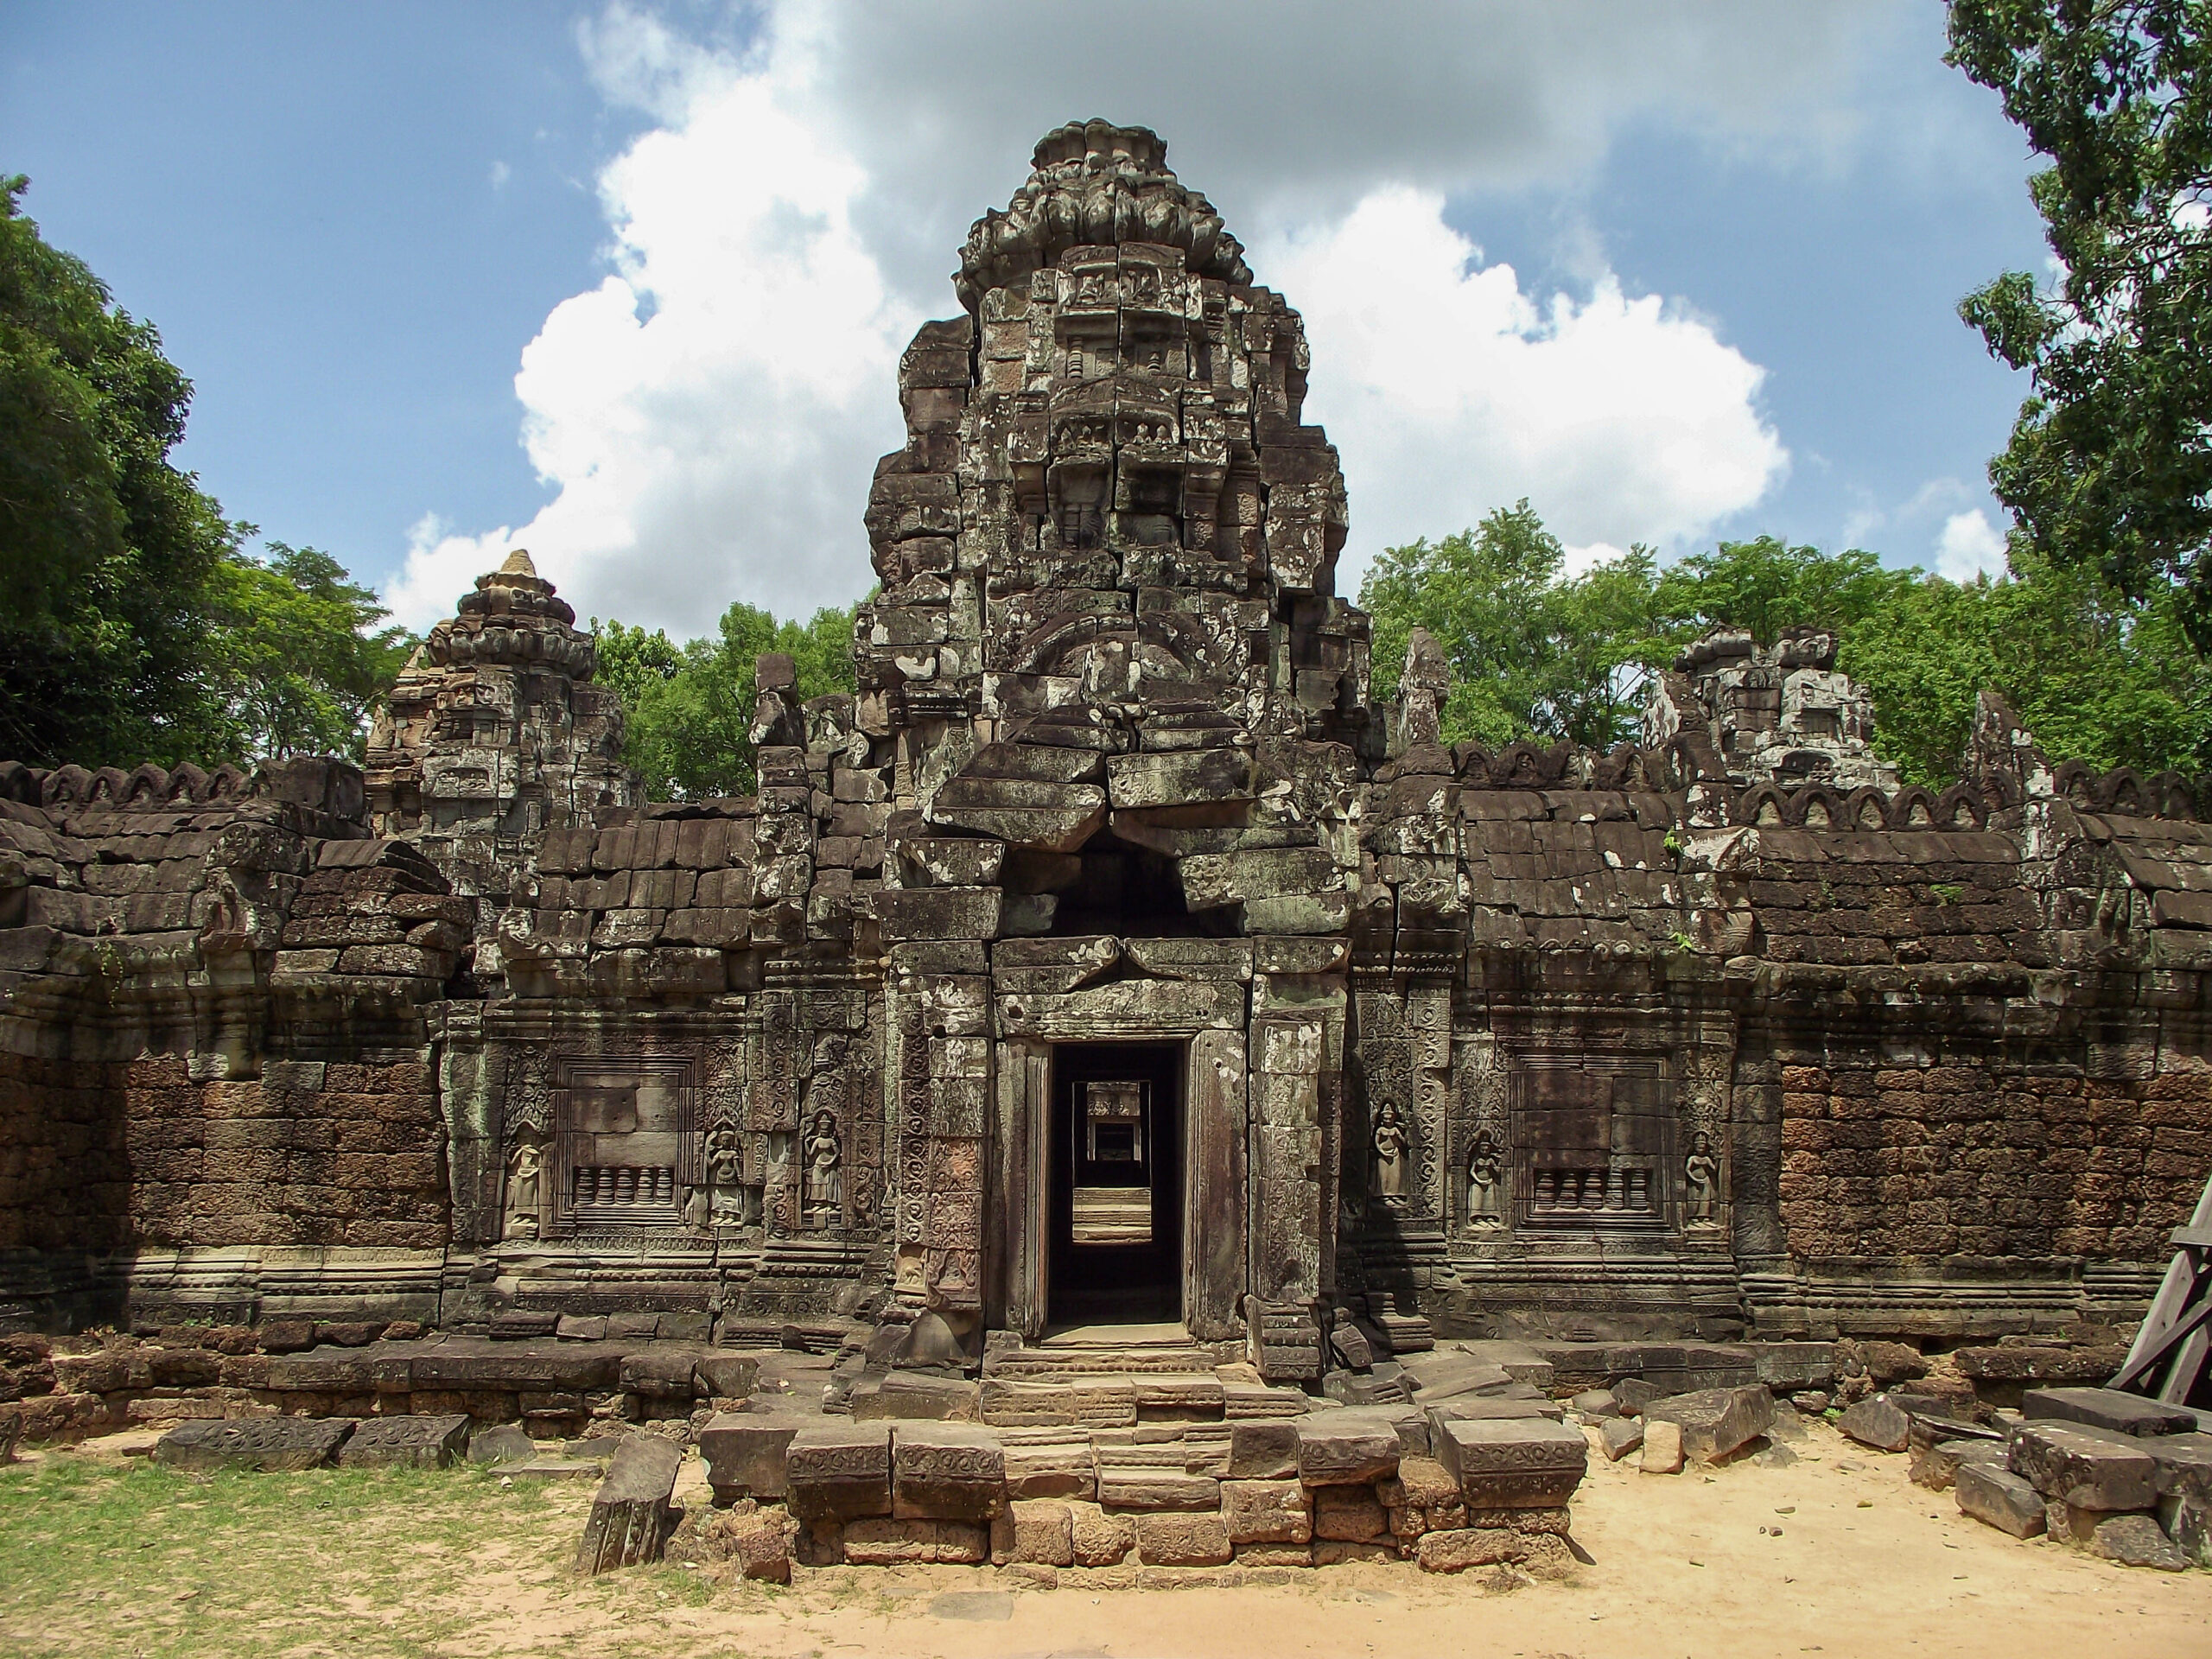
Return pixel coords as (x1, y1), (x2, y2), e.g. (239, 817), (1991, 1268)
(388, 1), (1904, 636)
(1262, 189), (1786, 579)
(1936, 507), (2010, 582)
(488, 159), (512, 188)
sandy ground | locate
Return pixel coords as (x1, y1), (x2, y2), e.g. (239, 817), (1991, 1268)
(14, 1417), (2212, 1659)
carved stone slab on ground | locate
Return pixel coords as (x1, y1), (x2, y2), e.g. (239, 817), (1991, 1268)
(575, 1435), (683, 1573)
(153, 1416), (354, 1472)
(337, 1413), (472, 1469)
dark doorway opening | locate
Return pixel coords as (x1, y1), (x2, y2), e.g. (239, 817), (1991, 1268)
(1049, 1042), (1183, 1326)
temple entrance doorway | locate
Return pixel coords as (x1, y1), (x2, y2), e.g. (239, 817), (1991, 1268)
(1048, 1042), (1183, 1327)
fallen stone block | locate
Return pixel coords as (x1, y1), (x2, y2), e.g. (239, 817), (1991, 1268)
(1295, 1414), (1401, 1485)
(1641, 1419), (1684, 1475)
(2009, 1421), (2158, 1512)
(505, 1457), (608, 1480)
(2157, 1491), (2210, 1567)
(337, 1413), (472, 1469)
(619, 1347), (703, 1402)
(1432, 1415), (1586, 1507)
(1222, 1478), (1311, 1544)
(893, 1421), (1005, 1520)
(1415, 1527), (1573, 1575)
(1641, 1384), (1774, 1463)
(1569, 1389), (1618, 1417)
(2089, 1512), (2190, 1571)
(1836, 1396), (1911, 1453)
(1599, 1417), (1643, 1462)
(785, 1421), (893, 1521)
(467, 1422), (540, 1465)
(1611, 1377), (1662, 1415)
(699, 1412), (805, 1502)
(2020, 1387), (2196, 1440)
(1911, 1438), (2008, 1493)
(842, 1517), (988, 1565)
(1955, 1461), (2045, 1538)
(153, 1416), (353, 1472)
(731, 1513), (792, 1582)
(1134, 1511), (1233, 1567)
(693, 1354), (760, 1401)
(575, 1436), (682, 1573)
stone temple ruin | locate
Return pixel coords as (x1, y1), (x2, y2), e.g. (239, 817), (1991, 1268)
(1, 121), (2209, 1573)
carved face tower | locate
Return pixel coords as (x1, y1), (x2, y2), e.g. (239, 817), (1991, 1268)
(857, 118), (1368, 748)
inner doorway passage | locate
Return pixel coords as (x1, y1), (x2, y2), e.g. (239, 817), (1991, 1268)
(1049, 1042), (1183, 1326)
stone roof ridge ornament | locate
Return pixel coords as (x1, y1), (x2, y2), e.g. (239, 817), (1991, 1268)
(955, 118), (1253, 312)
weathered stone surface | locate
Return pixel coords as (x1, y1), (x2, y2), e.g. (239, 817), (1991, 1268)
(731, 1513), (793, 1582)
(1836, 1396), (1912, 1453)
(1643, 1384), (1774, 1462)
(1312, 1486), (1388, 1541)
(1067, 1500), (1135, 1567)
(1097, 1468), (1220, 1511)
(1415, 1527), (1573, 1575)
(699, 1412), (804, 1502)
(338, 1413), (472, 1469)
(785, 1421), (893, 1521)
(693, 1355), (760, 1401)
(2009, 1421), (2158, 1512)
(1003, 1498), (1075, 1566)
(1911, 1438), (2008, 1492)
(154, 1416), (353, 1472)
(576, 1436), (682, 1573)
(1296, 1414), (1402, 1485)
(1640, 1419), (1685, 1475)
(842, 1517), (989, 1565)
(1222, 1478), (1311, 1544)
(467, 1423), (539, 1465)
(1955, 1461), (2046, 1537)
(1133, 1511), (1233, 1567)
(1953, 1346), (2132, 1384)
(1599, 1416), (1643, 1462)
(1228, 1421), (1301, 1480)
(2089, 1512), (2190, 1570)
(2158, 1491), (2212, 1567)
(893, 1422), (1005, 1520)
(2020, 1388), (2196, 1440)
(1432, 1416), (1586, 1507)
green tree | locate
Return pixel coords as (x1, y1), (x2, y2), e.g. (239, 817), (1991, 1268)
(203, 542), (414, 761)
(594, 601), (859, 800)
(1362, 502), (1675, 749)
(1947, 1), (2212, 648)
(0, 175), (238, 766)
(1650, 536), (1919, 643)
(1843, 554), (2212, 785)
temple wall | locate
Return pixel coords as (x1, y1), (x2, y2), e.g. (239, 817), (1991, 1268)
(0, 1053), (128, 1252)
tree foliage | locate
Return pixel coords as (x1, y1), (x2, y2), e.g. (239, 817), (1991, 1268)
(595, 601), (859, 800)
(1362, 502), (2212, 785)
(1947, 0), (2212, 648)
(0, 178), (407, 768)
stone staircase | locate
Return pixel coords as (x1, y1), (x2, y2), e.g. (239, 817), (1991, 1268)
(978, 1326), (1307, 1427)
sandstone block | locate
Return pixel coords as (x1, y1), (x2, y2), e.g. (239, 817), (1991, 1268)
(1001, 1433), (1094, 1499)
(1955, 1461), (2046, 1538)
(154, 1416), (353, 1472)
(1312, 1486), (1387, 1541)
(785, 1421), (892, 1521)
(2089, 1512), (2189, 1571)
(1599, 1416), (1643, 1461)
(1433, 1415), (1586, 1506)
(1234, 1541), (1313, 1567)
(731, 1514), (792, 1582)
(1313, 1539), (1398, 1566)
(842, 1517), (988, 1565)
(892, 1421), (1005, 1520)
(1295, 1414), (1401, 1485)
(467, 1423), (538, 1465)
(1096, 1468), (1220, 1511)
(2158, 1491), (2211, 1567)
(1641, 1418), (1685, 1475)
(693, 1354), (759, 1401)
(1415, 1526), (1550, 1573)
(699, 1412), (804, 1502)
(1377, 1455), (1459, 1509)
(575, 1436), (683, 1574)
(1643, 1383), (1774, 1462)
(1910, 1438), (2008, 1493)
(1836, 1396), (1911, 1453)
(2020, 1388), (2196, 1440)
(1068, 1500), (1135, 1566)
(1006, 1498), (1075, 1565)
(1222, 1478), (1310, 1544)
(2008, 1421), (2158, 1512)
(1228, 1421), (1300, 1480)
(337, 1413), (471, 1469)
(1133, 1511), (1233, 1567)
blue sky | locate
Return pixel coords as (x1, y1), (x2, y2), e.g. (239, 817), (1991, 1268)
(3, 3), (2050, 639)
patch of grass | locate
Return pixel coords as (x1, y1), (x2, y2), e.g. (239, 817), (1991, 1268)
(0, 1453), (751, 1659)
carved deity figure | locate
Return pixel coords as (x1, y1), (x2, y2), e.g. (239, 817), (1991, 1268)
(1466, 1129), (1503, 1227)
(1371, 1102), (1409, 1208)
(802, 1111), (843, 1228)
(704, 1128), (747, 1227)
(505, 1141), (544, 1239)
(680, 1184), (712, 1231)
(1684, 1131), (1720, 1225)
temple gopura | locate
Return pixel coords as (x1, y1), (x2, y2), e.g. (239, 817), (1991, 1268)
(3, 122), (2209, 1385)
